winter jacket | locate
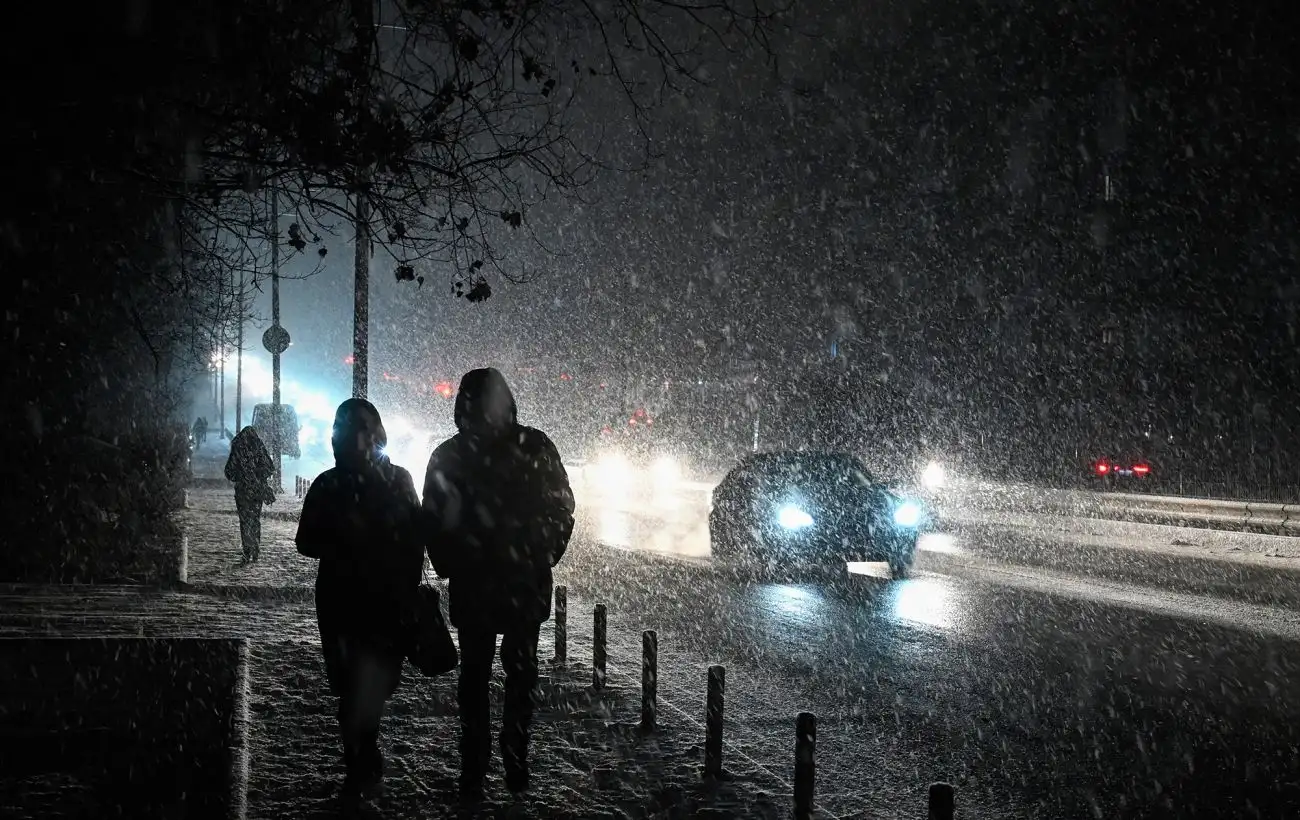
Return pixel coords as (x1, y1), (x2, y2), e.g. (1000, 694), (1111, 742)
(225, 427), (273, 504)
(422, 368), (575, 632)
(295, 460), (425, 654)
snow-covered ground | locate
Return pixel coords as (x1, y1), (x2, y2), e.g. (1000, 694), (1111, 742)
(0, 583), (826, 819)
(2, 488), (839, 819)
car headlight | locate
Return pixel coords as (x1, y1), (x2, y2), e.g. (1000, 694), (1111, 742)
(778, 504), (814, 530)
(893, 500), (923, 528)
(651, 456), (680, 488)
(594, 453), (633, 491)
(920, 461), (946, 491)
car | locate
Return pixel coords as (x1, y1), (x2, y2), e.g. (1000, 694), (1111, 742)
(708, 451), (929, 580)
(1090, 456), (1153, 489)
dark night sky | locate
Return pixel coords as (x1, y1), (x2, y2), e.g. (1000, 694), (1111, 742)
(246, 0), (1298, 455)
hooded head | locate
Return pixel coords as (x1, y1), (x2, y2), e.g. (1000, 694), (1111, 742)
(230, 425), (263, 455)
(454, 368), (517, 436)
(331, 398), (387, 470)
(232, 425), (259, 445)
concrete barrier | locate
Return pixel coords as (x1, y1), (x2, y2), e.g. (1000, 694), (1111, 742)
(0, 637), (250, 819)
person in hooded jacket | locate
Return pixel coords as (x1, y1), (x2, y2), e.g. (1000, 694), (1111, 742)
(423, 368), (575, 798)
(295, 399), (425, 799)
(224, 426), (275, 562)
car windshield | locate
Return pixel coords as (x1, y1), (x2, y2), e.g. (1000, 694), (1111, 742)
(743, 453), (874, 488)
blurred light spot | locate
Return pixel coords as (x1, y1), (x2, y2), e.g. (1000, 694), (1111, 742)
(917, 533), (961, 554)
(597, 510), (631, 547)
(920, 460), (946, 491)
(889, 578), (953, 629)
(778, 504), (814, 530)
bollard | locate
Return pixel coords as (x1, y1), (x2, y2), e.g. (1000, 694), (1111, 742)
(553, 586), (568, 664)
(928, 782), (954, 820)
(704, 665), (725, 778)
(641, 630), (658, 732)
(593, 603), (607, 689)
(178, 533), (189, 586)
(794, 712), (816, 819)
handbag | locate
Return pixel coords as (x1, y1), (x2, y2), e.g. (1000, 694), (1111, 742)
(405, 570), (458, 677)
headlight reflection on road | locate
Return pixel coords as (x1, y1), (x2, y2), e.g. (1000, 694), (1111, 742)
(889, 577), (954, 629)
(758, 583), (828, 626)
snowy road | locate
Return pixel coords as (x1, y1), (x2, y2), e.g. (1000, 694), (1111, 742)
(561, 507), (1300, 819)
(10, 482), (1300, 818)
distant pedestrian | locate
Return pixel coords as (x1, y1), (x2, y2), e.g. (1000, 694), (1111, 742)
(193, 417), (208, 448)
(423, 368), (575, 799)
(224, 426), (274, 562)
(295, 399), (425, 801)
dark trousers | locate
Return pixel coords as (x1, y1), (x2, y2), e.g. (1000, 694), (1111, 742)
(457, 622), (542, 782)
(323, 632), (402, 783)
(234, 495), (262, 561)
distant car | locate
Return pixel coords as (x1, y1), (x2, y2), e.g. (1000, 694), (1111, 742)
(1091, 457), (1153, 489)
(708, 451), (929, 580)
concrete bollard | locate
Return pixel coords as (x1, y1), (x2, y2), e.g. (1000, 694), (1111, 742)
(553, 586), (567, 664)
(704, 665), (725, 778)
(178, 533), (189, 586)
(928, 782), (954, 820)
(641, 630), (658, 732)
(794, 712), (816, 819)
(593, 604), (607, 689)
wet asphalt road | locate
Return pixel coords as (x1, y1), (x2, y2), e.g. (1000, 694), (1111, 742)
(555, 503), (1300, 819)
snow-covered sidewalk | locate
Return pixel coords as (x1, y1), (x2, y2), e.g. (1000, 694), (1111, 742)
(179, 488), (314, 587)
(165, 492), (837, 818)
(0, 584), (826, 819)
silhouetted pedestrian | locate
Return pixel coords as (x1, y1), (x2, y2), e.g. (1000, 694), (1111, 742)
(295, 399), (425, 801)
(423, 368), (575, 799)
(224, 426), (274, 562)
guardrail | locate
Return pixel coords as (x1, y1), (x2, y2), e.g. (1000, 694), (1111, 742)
(1087, 491), (1300, 531)
(955, 481), (1300, 534)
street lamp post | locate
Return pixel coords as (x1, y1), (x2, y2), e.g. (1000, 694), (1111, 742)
(218, 350), (226, 439)
(263, 185), (291, 492)
(352, 190), (369, 399)
(272, 186), (281, 489)
(235, 269), (245, 431)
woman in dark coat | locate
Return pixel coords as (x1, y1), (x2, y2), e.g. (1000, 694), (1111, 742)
(224, 426), (274, 562)
(294, 398), (425, 799)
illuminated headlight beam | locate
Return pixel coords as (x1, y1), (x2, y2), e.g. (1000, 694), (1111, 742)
(650, 456), (680, 489)
(893, 500), (923, 528)
(778, 504), (814, 530)
(920, 461), (946, 491)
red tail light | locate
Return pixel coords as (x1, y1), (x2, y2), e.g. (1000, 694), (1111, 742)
(1095, 462), (1110, 475)
(1133, 464), (1151, 475)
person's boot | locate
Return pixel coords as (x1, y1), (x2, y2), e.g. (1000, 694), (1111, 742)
(457, 772), (485, 802)
(341, 737), (382, 801)
(500, 738), (529, 794)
